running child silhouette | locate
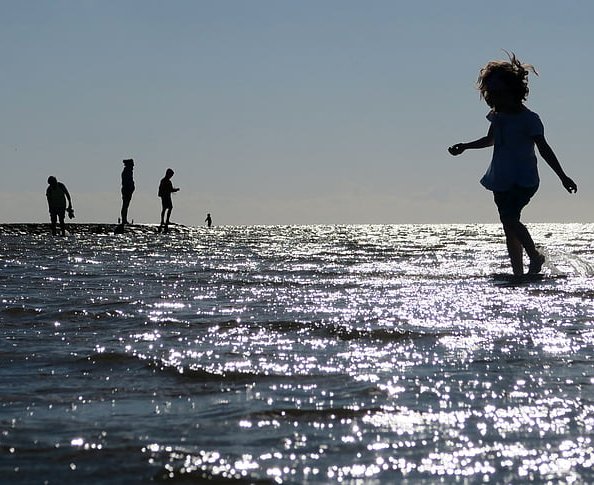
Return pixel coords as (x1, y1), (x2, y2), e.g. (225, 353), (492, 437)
(448, 52), (577, 276)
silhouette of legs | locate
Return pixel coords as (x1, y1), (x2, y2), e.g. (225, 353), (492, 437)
(502, 219), (542, 276)
(159, 207), (172, 233)
(495, 186), (541, 276)
(50, 212), (58, 236)
(121, 191), (133, 225)
(50, 209), (66, 236)
(58, 213), (66, 236)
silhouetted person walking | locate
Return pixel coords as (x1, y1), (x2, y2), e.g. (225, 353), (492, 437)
(448, 52), (577, 276)
(158, 168), (179, 233)
(46, 176), (73, 236)
(120, 158), (135, 225)
(205, 213), (212, 228)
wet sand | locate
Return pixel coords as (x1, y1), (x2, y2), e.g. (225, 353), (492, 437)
(0, 223), (177, 236)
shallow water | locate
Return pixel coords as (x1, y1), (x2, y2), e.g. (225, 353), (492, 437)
(1, 223), (594, 483)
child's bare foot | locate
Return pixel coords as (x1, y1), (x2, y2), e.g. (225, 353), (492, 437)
(528, 252), (545, 274)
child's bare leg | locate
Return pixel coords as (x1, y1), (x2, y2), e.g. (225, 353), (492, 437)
(503, 220), (544, 275)
(503, 223), (524, 275)
(509, 220), (544, 273)
(512, 221), (539, 260)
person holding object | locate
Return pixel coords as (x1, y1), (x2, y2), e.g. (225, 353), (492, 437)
(448, 52), (577, 276)
(158, 168), (179, 233)
(46, 176), (74, 236)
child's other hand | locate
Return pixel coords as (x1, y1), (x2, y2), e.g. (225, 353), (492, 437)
(562, 176), (577, 194)
(448, 144), (465, 156)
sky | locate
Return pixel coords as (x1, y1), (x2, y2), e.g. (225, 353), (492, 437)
(1, 0), (593, 226)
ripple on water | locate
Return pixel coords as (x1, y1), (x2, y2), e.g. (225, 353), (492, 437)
(2, 223), (594, 482)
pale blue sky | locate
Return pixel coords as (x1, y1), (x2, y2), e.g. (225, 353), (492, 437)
(1, 0), (593, 225)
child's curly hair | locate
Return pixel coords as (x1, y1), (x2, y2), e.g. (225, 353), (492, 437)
(477, 51), (538, 107)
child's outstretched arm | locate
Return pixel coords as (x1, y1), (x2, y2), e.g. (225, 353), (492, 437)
(448, 127), (493, 156)
(534, 135), (578, 193)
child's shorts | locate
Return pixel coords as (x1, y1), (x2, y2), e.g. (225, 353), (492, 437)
(493, 184), (538, 222)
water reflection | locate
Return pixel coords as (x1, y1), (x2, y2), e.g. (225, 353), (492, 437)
(3, 224), (594, 482)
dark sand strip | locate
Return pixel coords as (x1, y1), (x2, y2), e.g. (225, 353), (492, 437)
(0, 223), (168, 236)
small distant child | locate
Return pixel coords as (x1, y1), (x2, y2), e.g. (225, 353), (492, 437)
(448, 52), (577, 276)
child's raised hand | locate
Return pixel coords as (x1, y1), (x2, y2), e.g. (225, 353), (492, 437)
(448, 144), (465, 156)
(562, 176), (577, 194)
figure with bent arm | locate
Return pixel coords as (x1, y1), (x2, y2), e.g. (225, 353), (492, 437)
(158, 168), (179, 233)
(46, 176), (73, 236)
(448, 52), (577, 276)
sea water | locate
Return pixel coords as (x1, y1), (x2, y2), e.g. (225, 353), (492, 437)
(1, 223), (594, 484)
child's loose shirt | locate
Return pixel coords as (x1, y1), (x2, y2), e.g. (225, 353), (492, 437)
(480, 107), (544, 192)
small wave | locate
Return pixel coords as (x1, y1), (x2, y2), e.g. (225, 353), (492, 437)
(203, 319), (310, 334)
(45, 308), (131, 322)
(78, 351), (147, 367)
(149, 361), (300, 383)
(1, 307), (43, 317)
(320, 324), (442, 342)
(205, 319), (442, 342)
(246, 406), (384, 421)
(80, 349), (321, 383)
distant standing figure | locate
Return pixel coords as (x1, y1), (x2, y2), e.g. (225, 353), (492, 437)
(448, 52), (577, 276)
(205, 213), (212, 228)
(158, 168), (179, 233)
(120, 158), (135, 225)
(46, 176), (73, 236)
